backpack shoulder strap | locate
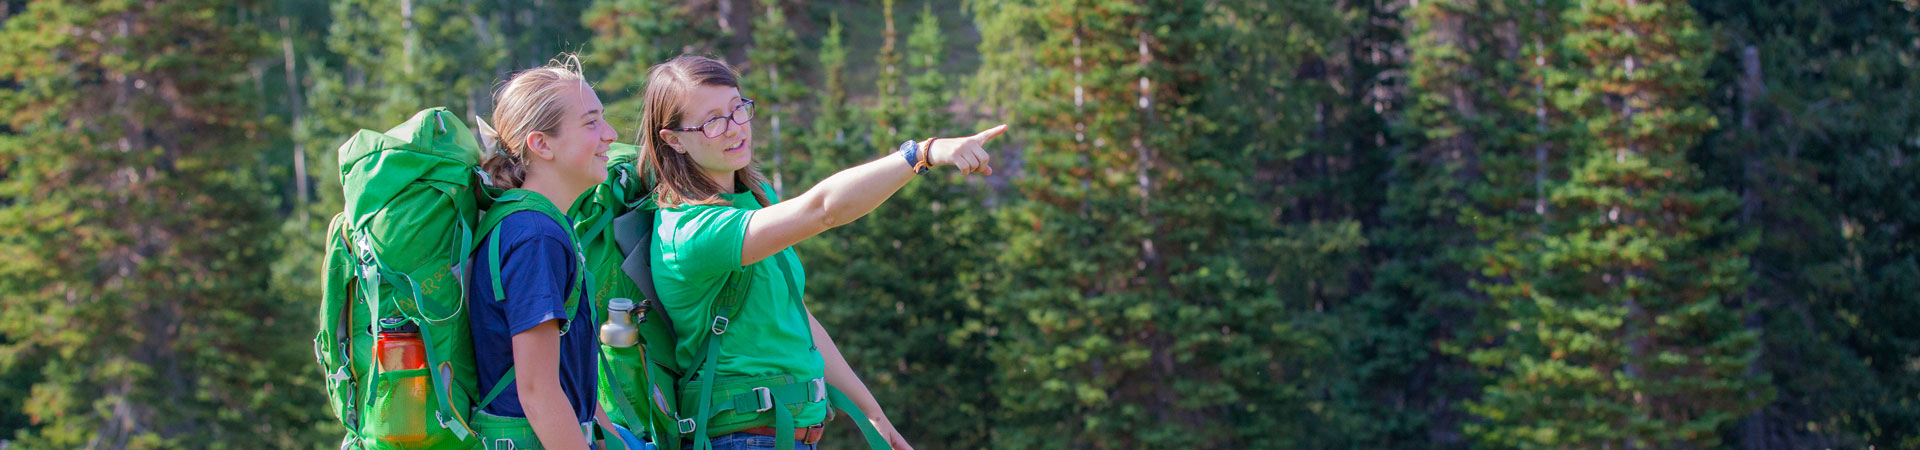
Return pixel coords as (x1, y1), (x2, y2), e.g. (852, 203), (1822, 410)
(473, 189), (588, 415)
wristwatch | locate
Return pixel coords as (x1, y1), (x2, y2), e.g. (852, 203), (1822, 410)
(900, 139), (931, 175)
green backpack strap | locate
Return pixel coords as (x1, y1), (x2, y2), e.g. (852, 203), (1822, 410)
(472, 188), (588, 416)
(684, 269), (752, 450)
(597, 347), (650, 439)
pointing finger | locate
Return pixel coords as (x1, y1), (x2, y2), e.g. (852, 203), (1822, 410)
(974, 124), (1009, 142)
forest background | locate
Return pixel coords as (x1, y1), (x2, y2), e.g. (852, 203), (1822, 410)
(2, 0), (1918, 448)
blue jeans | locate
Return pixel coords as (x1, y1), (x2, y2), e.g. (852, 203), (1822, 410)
(682, 432), (819, 450)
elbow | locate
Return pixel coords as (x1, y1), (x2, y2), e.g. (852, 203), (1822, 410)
(809, 195), (851, 230)
(515, 379), (549, 399)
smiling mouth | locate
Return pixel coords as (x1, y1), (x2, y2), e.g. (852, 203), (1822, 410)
(726, 140), (748, 152)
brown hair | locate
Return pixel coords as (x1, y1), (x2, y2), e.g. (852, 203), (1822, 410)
(478, 54), (589, 189)
(638, 55), (772, 208)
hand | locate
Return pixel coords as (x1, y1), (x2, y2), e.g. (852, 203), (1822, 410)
(881, 426), (915, 450)
(868, 413), (915, 450)
(926, 124), (1007, 176)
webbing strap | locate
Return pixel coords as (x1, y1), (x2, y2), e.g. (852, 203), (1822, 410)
(687, 305), (728, 450)
(597, 351), (649, 441)
(772, 391), (796, 450)
(827, 384), (892, 449)
(475, 367), (515, 415)
(487, 226), (506, 299)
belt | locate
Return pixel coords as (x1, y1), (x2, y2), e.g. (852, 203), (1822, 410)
(740, 424), (826, 444)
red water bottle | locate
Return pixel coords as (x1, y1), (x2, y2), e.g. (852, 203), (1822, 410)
(376, 318), (430, 444)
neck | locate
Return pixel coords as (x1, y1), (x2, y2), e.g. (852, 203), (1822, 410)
(519, 175), (582, 215)
(706, 169), (735, 194)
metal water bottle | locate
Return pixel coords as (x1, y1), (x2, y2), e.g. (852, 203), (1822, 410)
(600, 298), (642, 348)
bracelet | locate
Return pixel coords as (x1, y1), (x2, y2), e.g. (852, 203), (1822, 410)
(899, 139), (932, 175)
(921, 137), (939, 170)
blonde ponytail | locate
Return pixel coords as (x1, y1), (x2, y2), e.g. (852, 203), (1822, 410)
(479, 54), (588, 189)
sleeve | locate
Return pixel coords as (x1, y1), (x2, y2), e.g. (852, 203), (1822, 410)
(662, 205), (754, 279)
(499, 233), (574, 336)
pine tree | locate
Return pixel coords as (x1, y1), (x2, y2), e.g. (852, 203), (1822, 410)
(1464, 0), (1765, 446)
(869, 0), (905, 150)
(1693, 0), (1920, 446)
(582, 0), (727, 137)
(968, 0), (1363, 446)
(0, 1), (324, 446)
(745, 0), (808, 194)
(901, 3), (950, 141)
(801, 11), (859, 172)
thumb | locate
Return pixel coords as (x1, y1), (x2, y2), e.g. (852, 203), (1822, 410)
(973, 124), (1009, 142)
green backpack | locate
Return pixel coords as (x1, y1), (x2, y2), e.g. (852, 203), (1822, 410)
(317, 107), (493, 449)
(318, 108), (639, 449)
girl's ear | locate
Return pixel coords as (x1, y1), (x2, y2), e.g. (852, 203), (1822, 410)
(526, 131), (556, 161)
(659, 129), (685, 154)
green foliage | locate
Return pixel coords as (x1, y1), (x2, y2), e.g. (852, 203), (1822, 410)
(902, 4), (951, 141)
(1692, 0), (1920, 447)
(1459, 0), (1766, 447)
(869, 0), (906, 150)
(746, 0), (809, 194)
(0, 0), (328, 447)
(965, 0), (1369, 446)
(3, 0), (1916, 447)
(583, 0), (722, 133)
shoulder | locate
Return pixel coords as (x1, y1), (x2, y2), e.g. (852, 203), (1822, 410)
(660, 201), (752, 236)
(496, 211), (572, 250)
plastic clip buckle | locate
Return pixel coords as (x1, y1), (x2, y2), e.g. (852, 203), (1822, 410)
(752, 386), (774, 412)
(353, 233), (376, 264)
(678, 418), (697, 434)
(711, 316), (730, 335)
(811, 378), (827, 403)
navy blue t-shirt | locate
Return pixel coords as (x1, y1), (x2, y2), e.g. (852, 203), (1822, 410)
(468, 211), (598, 422)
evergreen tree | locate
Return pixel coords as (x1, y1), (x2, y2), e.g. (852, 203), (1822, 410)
(869, 0), (906, 150)
(745, 0), (808, 193)
(1464, 0), (1765, 446)
(0, 1), (323, 447)
(968, 0), (1363, 446)
(901, 3), (951, 141)
(802, 11), (859, 171)
(1365, 0), (1548, 445)
(1693, 0), (1920, 446)
(582, 0), (726, 136)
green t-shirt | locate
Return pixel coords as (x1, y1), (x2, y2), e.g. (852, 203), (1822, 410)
(650, 187), (827, 427)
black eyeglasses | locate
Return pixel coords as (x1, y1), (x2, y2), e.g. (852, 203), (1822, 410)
(669, 99), (755, 138)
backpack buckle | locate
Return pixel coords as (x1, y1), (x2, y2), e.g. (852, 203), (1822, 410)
(352, 232), (376, 264)
(710, 316), (730, 335)
(810, 378), (827, 403)
(677, 418), (696, 434)
(751, 386), (774, 412)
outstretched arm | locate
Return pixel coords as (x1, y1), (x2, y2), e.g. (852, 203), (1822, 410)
(739, 124), (1009, 266)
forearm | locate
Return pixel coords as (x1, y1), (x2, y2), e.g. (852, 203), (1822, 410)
(521, 387), (589, 449)
(512, 322), (589, 449)
(800, 150), (918, 229)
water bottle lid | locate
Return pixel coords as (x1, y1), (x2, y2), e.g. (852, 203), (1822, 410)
(608, 298), (635, 312)
(379, 317), (419, 333)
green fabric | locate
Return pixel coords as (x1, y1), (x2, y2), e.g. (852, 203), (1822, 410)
(477, 188), (586, 336)
(649, 187), (828, 429)
(469, 410), (606, 450)
(317, 107), (492, 449)
(561, 142), (665, 439)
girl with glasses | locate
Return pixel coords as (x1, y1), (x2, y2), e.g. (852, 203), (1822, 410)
(633, 55), (1004, 450)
